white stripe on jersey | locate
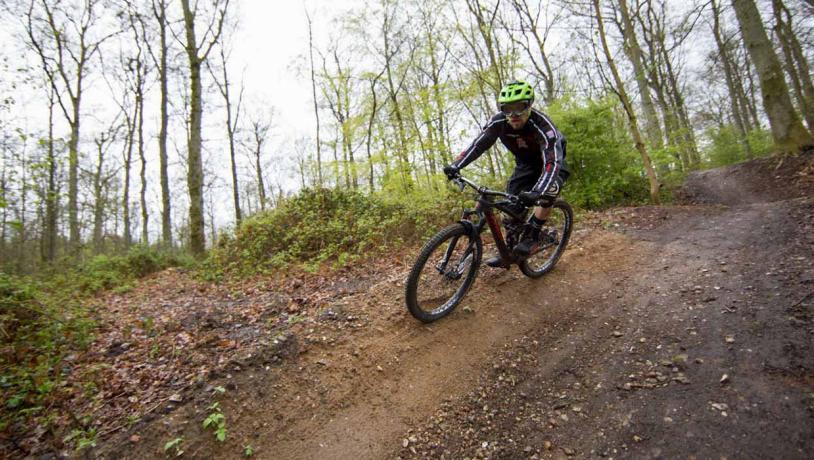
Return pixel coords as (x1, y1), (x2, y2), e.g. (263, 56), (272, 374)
(456, 116), (505, 166)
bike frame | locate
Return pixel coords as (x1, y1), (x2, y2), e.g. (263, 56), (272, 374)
(453, 176), (527, 267)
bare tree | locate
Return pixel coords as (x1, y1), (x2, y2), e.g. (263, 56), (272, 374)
(24, 0), (116, 252)
(504, 0), (562, 103)
(614, 0), (664, 150)
(245, 110), (273, 211)
(209, 43), (244, 223)
(305, 7), (324, 187)
(89, 122), (120, 254)
(592, 0), (660, 203)
(179, 0), (230, 256)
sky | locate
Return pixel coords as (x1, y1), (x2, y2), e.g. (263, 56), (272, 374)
(229, 0), (358, 138)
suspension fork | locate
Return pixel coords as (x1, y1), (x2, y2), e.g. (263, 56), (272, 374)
(435, 206), (484, 274)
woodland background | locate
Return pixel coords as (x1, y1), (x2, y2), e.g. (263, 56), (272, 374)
(0, 0), (813, 442)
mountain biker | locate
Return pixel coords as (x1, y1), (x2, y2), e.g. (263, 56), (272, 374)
(443, 80), (569, 268)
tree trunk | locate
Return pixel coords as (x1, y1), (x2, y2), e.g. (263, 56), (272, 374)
(772, 0), (814, 131)
(365, 73), (382, 192)
(153, 0), (172, 247)
(249, 117), (269, 211)
(712, 0), (753, 157)
(44, 86), (58, 262)
(305, 9), (323, 187)
(180, 0), (229, 256)
(593, 0), (660, 203)
(617, 0), (664, 151)
(93, 137), (106, 254)
(213, 46), (243, 223)
(136, 62), (149, 245)
(731, 0), (814, 151)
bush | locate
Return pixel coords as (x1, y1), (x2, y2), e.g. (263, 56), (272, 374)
(0, 246), (188, 432)
(0, 272), (95, 431)
(212, 186), (460, 273)
(701, 125), (774, 168)
(546, 98), (650, 209)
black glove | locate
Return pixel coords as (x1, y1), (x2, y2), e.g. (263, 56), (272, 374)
(519, 190), (542, 205)
(443, 164), (460, 180)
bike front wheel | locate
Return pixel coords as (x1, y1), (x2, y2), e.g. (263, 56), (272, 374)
(519, 199), (573, 278)
(405, 223), (482, 323)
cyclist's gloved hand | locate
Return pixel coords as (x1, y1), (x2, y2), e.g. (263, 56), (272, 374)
(443, 164), (460, 180)
(519, 190), (542, 205)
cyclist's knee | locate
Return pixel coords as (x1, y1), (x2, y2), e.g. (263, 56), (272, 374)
(539, 179), (563, 207)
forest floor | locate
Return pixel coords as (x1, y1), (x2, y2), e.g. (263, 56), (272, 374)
(7, 150), (814, 459)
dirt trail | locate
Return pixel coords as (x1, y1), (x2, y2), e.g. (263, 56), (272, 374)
(99, 152), (813, 459)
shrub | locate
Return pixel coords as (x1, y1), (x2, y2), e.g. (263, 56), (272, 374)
(212, 186), (460, 273)
(547, 98), (650, 209)
(701, 125), (774, 168)
(0, 246), (187, 436)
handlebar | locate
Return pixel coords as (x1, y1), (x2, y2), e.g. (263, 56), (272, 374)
(451, 175), (520, 204)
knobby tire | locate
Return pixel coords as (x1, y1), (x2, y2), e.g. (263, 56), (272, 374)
(405, 223), (482, 323)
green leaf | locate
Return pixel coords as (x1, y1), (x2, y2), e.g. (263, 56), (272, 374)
(164, 437), (183, 451)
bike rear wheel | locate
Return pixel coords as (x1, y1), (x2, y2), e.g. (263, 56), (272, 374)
(405, 223), (482, 323)
(519, 199), (573, 278)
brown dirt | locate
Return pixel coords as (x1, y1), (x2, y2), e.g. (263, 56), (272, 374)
(11, 151), (813, 459)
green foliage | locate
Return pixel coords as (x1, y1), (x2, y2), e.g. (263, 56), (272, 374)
(211, 186), (458, 274)
(0, 246), (189, 438)
(203, 402), (227, 442)
(56, 246), (188, 294)
(164, 437), (185, 457)
(244, 445), (255, 457)
(546, 98), (650, 209)
(702, 125), (773, 168)
(63, 427), (98, 451)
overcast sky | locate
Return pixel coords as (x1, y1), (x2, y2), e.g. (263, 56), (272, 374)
(230, 0), (357, 137)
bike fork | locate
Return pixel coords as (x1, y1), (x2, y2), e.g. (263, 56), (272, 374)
(435, 236), (460, 273)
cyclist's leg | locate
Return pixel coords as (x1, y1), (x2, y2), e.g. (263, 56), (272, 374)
(535, 172), (567, 219)
(505, 165), (541, 223)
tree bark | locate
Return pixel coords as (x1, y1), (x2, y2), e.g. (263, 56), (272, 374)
(151, 0), (172, 247)
(711, 0), (753, 157)
(731, 0), (814, 152)
(593, 0), (660, 203)
(212, 46), (243, 223)
(305, 8), (323, 187)
(771, 0), (814, 131)
(616, 0), (664, 151)
(44, 85), (58, 262)
(180, 0), (229, 256)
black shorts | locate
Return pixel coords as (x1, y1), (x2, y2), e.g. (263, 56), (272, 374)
(505, 164), (568, 214)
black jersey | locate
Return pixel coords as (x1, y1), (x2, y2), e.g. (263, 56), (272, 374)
(452, 109), (567, 193)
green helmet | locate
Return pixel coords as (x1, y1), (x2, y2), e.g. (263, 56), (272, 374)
(497, 80), (535, 105)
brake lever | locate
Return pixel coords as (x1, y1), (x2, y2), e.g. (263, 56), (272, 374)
(453, 178), (465, 191)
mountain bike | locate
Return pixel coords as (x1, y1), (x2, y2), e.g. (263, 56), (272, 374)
(405, 175), (573, 323)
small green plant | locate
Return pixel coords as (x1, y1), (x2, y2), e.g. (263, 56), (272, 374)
(126, 414), (141, 427)
(203, 402), (227, 442)
(63, 427), (97, 451)
(287, 314), (306, 325)
(149, 342), (161, 359)
(213, 385), (226, 394)
(243, 445), (255, 457)
(164, 437), (184, 457)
